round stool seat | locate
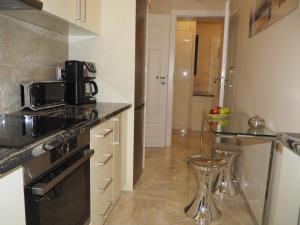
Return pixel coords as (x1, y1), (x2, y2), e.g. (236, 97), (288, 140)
(188, 155), (227, 171)
(214, 143), (240, 152)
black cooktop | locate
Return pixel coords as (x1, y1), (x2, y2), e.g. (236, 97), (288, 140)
(0, 114), (86, 148)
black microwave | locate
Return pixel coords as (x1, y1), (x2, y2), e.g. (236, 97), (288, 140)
(20, 81), (65, 111)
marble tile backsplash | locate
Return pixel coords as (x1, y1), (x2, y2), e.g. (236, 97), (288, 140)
(0, 15), (68, 113)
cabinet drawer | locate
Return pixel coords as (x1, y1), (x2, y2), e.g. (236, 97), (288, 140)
(91, 119), (112, 136)
(91, 182), (113, 214)
(91, 156), (113, 188)
(91, 132), (113, 159)
(92, 201), (113, 225)
(91, 184), (113, 225)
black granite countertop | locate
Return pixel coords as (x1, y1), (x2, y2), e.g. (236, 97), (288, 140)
(0, 102), (131, 177)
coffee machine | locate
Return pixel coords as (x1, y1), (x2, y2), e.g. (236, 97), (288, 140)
(65, 60), (98, 105)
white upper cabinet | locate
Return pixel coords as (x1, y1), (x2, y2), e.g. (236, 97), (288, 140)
(42, 0), (69, 21)
(42, 0), (101, 35)
(77, 0), (101, 34)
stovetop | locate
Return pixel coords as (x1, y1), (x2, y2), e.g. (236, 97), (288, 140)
(0, 113), (86, 149)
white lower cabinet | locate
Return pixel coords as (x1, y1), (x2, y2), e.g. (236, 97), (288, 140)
(269, 146), (300, 225)
(90, 113), (124, 225)
(0, 168), (26, 225)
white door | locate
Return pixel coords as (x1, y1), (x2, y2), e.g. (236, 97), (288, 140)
(219, 0), (231, 107)
(145, 14), (170, 147)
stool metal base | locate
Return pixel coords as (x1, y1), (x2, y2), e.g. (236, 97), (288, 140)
(185, 156), (223, 224)
(184, 193), (221, 225)
(213, 169), (238, 198)
(212, 149), (241, 198)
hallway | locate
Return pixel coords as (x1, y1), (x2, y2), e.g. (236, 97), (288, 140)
(106, 132), (257, 225)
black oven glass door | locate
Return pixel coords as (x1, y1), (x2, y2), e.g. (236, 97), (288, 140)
(25, 150), (92, 225)
(30, 82), (65, 106)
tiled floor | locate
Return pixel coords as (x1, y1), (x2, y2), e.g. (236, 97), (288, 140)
(106, 131), (257, 225)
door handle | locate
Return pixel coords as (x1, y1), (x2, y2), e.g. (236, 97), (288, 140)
(156, 76), (166, 80)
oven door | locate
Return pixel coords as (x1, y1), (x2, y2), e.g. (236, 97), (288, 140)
(25, 149), (93, 225)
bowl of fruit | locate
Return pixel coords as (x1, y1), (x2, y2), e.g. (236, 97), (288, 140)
(208, 106), (231, 119)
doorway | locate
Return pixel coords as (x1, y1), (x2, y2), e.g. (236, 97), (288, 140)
(172, 18), (224, 133)
(145, 4), (230, 148)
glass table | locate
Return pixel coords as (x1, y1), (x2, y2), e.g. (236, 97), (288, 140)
(200, 112), (276, 225)
(202, 112), (276, 138)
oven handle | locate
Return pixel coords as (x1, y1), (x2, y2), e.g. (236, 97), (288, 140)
(31, 149), (94, 196)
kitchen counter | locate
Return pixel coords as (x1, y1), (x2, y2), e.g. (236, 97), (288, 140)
(0, 102), (131, 177)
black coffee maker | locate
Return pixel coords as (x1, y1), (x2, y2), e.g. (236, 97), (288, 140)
(65, 60), (98, 105)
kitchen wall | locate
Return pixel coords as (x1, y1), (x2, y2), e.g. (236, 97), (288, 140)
(149, 0), (225, 14)
(69, 0), (136, 191)
(0, 15), (68, 113)
(227, 0), (300, 133)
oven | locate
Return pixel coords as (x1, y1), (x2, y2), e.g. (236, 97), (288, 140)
(23, 130), (93, 225)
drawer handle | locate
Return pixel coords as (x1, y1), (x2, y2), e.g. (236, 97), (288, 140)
(97, 177), (113, 193)
(96, 153), (113, 166)
(99, 201), (112, 217)
(96, 128), (113, 139)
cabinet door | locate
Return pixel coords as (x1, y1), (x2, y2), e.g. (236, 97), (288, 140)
(0, 168), (26, 225)
(68, 0), (81, 25)
(78, 0), (101, 34)
(42, 0), (69, 21)
(112, 114), (122, 204)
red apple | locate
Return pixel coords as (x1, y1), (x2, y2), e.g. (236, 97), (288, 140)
(210, 106), (220, 114)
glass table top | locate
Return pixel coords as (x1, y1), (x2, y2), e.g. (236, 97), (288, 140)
(205, 112), (276, 138)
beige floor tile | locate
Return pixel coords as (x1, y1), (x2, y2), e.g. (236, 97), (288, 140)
(106, 132), (257, 225)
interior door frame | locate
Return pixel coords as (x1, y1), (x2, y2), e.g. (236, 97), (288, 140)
(166, 8), (226, 146)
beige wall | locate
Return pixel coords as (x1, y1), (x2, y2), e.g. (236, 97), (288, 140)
(194, 21), (223, 93)
(69, 0), (136, 191)
(149, 0), (225, 14)
(0, 15), (68, 113)
(227, 0), (300, 132)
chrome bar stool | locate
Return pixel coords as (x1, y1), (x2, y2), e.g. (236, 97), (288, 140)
(212, 143), (241, 198)
(185, 155), (226, 225)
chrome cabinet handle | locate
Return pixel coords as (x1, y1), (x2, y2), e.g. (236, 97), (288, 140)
(99, 201), (112, 217)
(96, 177), (113, 193)
(112, 118), (120, 145)
(156, 76), (166, 80)
(75, 0), (81, 20)
(96, 153), (113, 166)
(96, 128), (113, 139)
